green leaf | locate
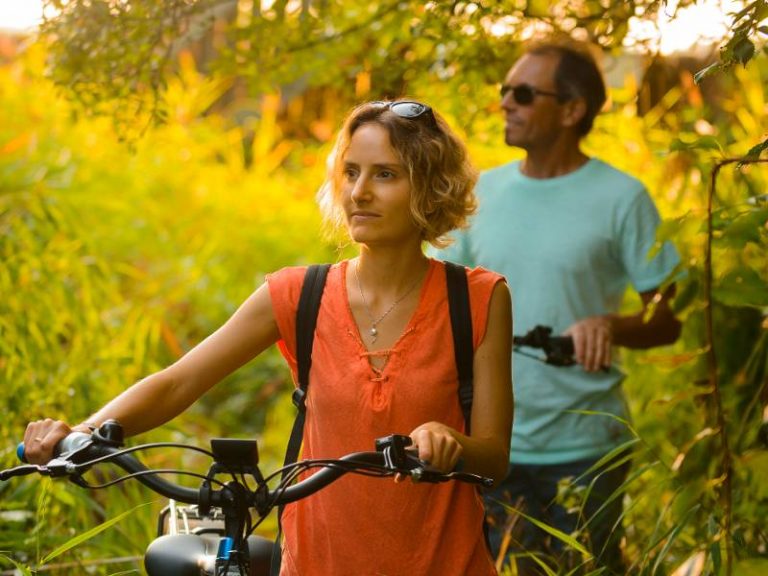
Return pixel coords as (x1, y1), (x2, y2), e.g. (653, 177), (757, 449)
(733, 558), (768, 575)
(669, 135), (723, 153)
(0, 553), (34, 576)
(39, 500), (154, 565)
(739, 451), (768, 501)
(672, 276), (700, 315)
(525, 552), (559, 576)
(580, 439), (640, 477)
(651, 504), (701, 574)
(694, 61), (723, 84)
(719, 207), (768, 247)
(499, 504), (592, 558)
(744, 137), (768, 159)
(713, 267), (768, 308)
(721, 29), (749, 62)
(584, 461), (660, 531)
(733, 37), (756, 65)
(654, 214), (695, 253)
(708, 515), (722, 575)
(566, 409), (639, 439)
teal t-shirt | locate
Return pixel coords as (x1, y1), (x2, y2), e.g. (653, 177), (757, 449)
(438, 158), (680, 464)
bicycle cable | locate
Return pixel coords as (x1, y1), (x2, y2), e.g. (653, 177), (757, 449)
(71, 468), (229, 491)
(513, 346), (566, 365)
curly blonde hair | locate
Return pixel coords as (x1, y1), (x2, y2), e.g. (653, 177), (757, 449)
(317, 101), (477, 248)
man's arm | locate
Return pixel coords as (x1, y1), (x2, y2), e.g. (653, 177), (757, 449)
(613, 285), (681, 348)
(564, 284), (681, 372)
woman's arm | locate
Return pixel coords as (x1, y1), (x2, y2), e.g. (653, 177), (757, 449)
(410, 281), (513, 485)
(24, 282), (281, 463)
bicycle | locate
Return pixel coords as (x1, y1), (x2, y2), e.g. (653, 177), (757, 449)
(513, 324), (576, 367)
(2, 420), (492, 576)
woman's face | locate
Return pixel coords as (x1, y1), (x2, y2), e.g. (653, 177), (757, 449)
(340, 123), (420, 247)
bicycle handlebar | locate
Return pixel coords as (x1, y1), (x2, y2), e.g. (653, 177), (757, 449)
(6, 432), (203, 502)
(4, 422), (493, 576)
(4, 422), (493, 513)
(513, 325), (575, 367)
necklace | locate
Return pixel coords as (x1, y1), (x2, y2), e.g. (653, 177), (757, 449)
(353, 260), (423, 343)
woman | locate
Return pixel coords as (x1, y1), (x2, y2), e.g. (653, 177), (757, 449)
(24, 100), (513, 575)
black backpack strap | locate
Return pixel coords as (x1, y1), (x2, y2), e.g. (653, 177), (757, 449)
(270, 263), (331, 576)
(444, 261), (474, 434)
(292, 264), (331, 419)
(283, 263), (330, 474)
(445, 261), (494, 551)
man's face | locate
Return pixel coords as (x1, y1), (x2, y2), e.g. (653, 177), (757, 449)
(500, 53), (566, 151)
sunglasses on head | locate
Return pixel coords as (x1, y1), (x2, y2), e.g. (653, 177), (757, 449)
(371, 100), (438, 128)
(500, 84), (565, 106)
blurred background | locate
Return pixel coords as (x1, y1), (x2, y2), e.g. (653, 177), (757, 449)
(0, 1), (766, 574)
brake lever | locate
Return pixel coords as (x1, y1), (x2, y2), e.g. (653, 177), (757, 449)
(380, 441), (437, 479)
(43, 457), (83, 478)
(409, 467), (494, 488)
(400, 452), (493, 487)
(374, 433), (494, 487)
(0, 464), (43, 481)
(375, 434), (414, 470)
(0, 458), (81, 481)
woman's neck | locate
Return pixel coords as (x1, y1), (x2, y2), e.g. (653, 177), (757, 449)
(353, 246), (429, 300)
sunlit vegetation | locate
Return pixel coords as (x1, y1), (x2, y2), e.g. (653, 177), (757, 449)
(1, 2), (766, 573)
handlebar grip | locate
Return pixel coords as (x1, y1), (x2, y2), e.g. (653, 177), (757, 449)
(55, 432), (93, 455)
(549, 335), (575, 355)
(16, 432), (93, 464)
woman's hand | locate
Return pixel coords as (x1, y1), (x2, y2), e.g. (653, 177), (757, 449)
(408, 421), (463, 473)
(22, 418), (82, 465)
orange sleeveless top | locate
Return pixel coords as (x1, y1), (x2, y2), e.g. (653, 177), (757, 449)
(267, 259), (502, 576)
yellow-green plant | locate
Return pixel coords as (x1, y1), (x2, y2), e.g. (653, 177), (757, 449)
(0, 44), (335, 574)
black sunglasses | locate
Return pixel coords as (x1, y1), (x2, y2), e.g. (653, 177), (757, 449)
(500, 84), (565, 106)
(371, 100), (438, 128)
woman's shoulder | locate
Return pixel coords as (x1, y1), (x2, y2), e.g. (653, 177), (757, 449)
(266, 262), (347, 299)
(433, 260), (507, 347)
(267, 265), (308, 282)
(466, 265), (505, 285)
(267, 261), (344, 282)
(433, 259), (506, 310)
(465, 267), (507, 317)
(436, 259), (505, 287)
(266, 262), (346, 349)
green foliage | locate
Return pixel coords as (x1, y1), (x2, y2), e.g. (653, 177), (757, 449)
(0, 44), (334, 573)
(611, 62), (768, 576)
(1, 2), (767, 574)
(694, 0), (768, 82)
(41, 1), (723, 132)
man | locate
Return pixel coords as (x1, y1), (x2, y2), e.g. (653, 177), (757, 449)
(438, 40), (681, 574)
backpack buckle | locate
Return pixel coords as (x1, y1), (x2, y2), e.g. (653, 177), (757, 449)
(292, 388), (307, 412)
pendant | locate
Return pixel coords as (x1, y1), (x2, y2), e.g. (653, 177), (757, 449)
(370, 326), (378, 342)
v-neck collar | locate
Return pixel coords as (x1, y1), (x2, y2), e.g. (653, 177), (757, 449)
(341, 258), (438, 373)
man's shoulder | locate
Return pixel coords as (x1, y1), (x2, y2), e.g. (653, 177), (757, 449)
(481, 160), (521, 176)
(477, 160), (521, 191)
(587, 158), (645, 191)
(572, 158), (652, 212)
